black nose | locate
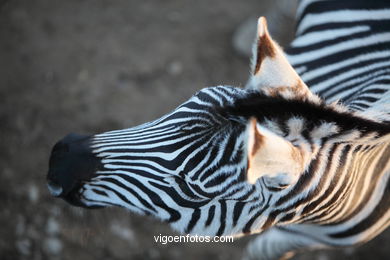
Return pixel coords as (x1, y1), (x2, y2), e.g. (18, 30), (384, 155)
(47, 133), (102, 199)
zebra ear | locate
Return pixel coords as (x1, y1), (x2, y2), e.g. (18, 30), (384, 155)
(246, 17), (313, 100)
(246, 118), (304, 186)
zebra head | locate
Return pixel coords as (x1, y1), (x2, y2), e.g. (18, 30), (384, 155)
(46, 18), (387, 237)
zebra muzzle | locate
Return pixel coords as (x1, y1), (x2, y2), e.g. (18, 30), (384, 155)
(47, 133), (103, 206)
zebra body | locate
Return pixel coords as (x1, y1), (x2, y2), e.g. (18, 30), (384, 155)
(47, 0), (390, 259)
(287, 0), (390, 120)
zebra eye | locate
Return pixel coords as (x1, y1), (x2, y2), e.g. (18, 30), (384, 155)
(168, 176), (202, 199)
(181, 125), (197, 132)
(176, 177), (188, 190)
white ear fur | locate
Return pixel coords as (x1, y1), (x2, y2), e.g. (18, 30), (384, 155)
(246, 17), (315, 100)
(246, 118), (304, 186)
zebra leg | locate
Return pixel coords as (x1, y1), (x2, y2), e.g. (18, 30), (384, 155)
(243, 226), (327, 260)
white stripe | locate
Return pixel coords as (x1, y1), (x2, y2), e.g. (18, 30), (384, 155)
(94, 125), (178, 141)
(93, 131), (184, 148)
(288, 32), (390, 65)
(320, 73), (390, 104)
(309, 60), (390, 95)
(97, 136), (204, 161)
(94, 131), (204, 153)
(297, 9), (390, 35)
(291, 26), (370, 47)
(201, 88), (225, 106)
(96, 116), (206, 139)
(297, 50), (390, 83)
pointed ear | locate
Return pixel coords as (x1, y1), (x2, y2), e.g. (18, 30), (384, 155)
(246, 17), (314, 100)
(246, 118), (304, 186)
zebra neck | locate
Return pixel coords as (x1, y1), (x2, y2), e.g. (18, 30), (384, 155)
(240, 136), (390, 235)
(289, 134), (390, 225)
(350, 138), (390, 178)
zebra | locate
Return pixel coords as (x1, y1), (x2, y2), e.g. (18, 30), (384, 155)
(46, 0), (390, 259)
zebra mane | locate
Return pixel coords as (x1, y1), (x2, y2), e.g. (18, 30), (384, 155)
(219, 92), (390, 136)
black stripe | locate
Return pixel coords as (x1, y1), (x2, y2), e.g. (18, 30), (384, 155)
(300, 144), (347, 216)
(186, 208), (201, 233)
(242, 196), (271, 234)
(303, 145), (356, 223)
(232, 201), (245, 226)
(90, 183), (137, 208)
(205, 205), (216, 227)
(279, 212), (296, 223)
(216, 200), (227, 236)
(149, 182), (209, 208)
(91, 188), (108, 197)
(328, 144), (390, 225)
(100, 177), (157, 213)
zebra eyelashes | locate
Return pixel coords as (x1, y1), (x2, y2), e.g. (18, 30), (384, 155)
(247, 17), (315, 102)
(246, 117), (304, 187)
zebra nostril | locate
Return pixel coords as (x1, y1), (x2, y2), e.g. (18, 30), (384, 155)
(47, 133), (101, 201)
(47, 179), (63, 197)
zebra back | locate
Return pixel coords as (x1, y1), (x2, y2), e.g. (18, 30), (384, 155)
(286, 0), (390, 122)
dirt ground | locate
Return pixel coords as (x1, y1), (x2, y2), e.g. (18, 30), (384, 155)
(0, 0), (388, 259)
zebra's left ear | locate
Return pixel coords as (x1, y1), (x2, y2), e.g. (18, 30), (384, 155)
(246, 17), (314, 100)
(246, 118), (304, 186)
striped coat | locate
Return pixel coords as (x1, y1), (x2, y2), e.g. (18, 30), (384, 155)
(47, 1), (390, 259)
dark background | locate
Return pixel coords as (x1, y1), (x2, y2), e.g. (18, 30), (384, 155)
(0, 0), (388, 259)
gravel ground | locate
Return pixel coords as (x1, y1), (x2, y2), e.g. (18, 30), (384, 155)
(0, 0), (388, 259)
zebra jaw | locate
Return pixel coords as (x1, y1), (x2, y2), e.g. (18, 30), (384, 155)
(246, 117), (304, 186)
(247, 17), (319, 103)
